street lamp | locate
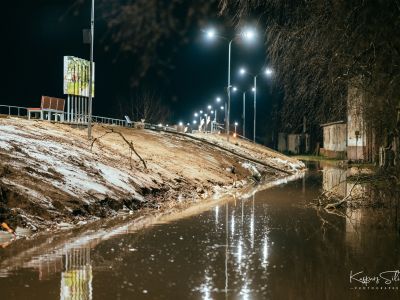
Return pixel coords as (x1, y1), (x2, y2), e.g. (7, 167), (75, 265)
(203, 27), (257, 141)
(234, 122), (238, 135)
(232, 85), (248, 138)
(87, 0), (95, 140)
(239, 66), (274, 143)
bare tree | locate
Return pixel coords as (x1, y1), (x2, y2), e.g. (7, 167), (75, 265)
(120, 91), (170, 124)
(220, 0), (400, 165)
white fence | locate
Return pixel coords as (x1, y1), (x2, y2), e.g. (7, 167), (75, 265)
(0, 104), (126, 127)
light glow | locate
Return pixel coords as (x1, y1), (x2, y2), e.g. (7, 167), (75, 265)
(265, 67), (273, 76)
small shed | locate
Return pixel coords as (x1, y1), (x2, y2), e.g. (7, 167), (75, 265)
(320, 121), (346, 159)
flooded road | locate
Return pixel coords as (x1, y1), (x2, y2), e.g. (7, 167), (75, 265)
(0, 161), (399, 299)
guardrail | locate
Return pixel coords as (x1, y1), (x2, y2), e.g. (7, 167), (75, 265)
(0, 105), (28, 117)
(0, 104), (226, 136)
(92, 115), (126, 126)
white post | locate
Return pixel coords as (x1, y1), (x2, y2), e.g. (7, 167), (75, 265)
(227, 40), (232, 142)
(67, 95), (70, 122)
(253, 76), (257, 143)
(243, 92), (246, 138)
(88, 0), (95, 139)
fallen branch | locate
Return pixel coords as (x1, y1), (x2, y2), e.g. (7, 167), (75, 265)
(90, 127), (147, 169)
(324, 177), (360, 210)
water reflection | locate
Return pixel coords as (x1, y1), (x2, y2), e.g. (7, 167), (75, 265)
(0, 162), (399, 299)
(60, 248), (92, 300)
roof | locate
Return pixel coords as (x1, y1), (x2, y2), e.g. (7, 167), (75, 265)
(320, 120), (345, 127)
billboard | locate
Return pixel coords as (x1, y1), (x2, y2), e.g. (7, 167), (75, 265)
(63, 56), (95, 97)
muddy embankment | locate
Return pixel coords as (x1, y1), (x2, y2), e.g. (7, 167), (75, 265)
(0, 117), (304, 234)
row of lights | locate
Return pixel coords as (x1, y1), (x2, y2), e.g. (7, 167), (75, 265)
(183, 27), (273, 141)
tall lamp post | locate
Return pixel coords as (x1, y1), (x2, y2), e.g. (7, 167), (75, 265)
(203, 28), (256, 142)
(232, 83), (248, 139)
(239, 67), (273, 143)
(88, 0), (95, 140)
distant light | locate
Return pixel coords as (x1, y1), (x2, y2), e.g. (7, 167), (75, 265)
(194, 112), (198, 117)
(204, 113), (207, 116)
(158, 123), (162, 127)
(166, 124), (169, 127)
(211, 110), (214, 114)
(234, 122), (238, 126)
(193, 120), (197, 124)
(220, 106), (224, 110)
(239, 68), (246, 75)
(242, 28), (256, 41)
(216, 97), (221, 102)
(205, 28), (216, 39)
(179, 122), (183, 126)
(252, 87), (256, 92)
(207, 105), (212, 110)
(200, 110), (203, 114)
(265, 67), (273, 76)
(232, 86), (238, 92)
(186, 123), (190, 126)
(233, 133), (237, 138)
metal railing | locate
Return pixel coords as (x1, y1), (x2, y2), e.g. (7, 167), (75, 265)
(0, 105), (28, 117)
(92, 115), (126, 126)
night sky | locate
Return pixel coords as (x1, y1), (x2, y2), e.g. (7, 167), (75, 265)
(2, 1), (278, 139)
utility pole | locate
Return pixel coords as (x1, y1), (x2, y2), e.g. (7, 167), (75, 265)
(88, 0), (95, 140)
(243, 92), (246, 138)
(227, 41), (232, 142)
(253, 76), (257, 143)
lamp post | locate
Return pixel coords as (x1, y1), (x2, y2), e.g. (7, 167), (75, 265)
(232, 85), (248, 139)
(87, 0), (95, 140)
(239, 67), (273, 143)
(234, 122), (238, 136)
(203, 28), (256, 142)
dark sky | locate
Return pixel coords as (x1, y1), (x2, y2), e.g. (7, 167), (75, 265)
(1, 0), (278, 140)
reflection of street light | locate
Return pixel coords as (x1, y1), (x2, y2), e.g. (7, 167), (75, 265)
(203, 27), (257, 142)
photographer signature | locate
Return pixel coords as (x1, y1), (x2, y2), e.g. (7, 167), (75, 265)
(350, 270), (400, 286)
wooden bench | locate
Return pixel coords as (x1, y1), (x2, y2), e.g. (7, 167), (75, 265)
(28, 96), (65, 122)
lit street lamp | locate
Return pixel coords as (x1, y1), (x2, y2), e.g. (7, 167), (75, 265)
(232, 86), (249, 139)
(234, 121), (238, 135)
(239, 67), (274, 143)
(204, 27), (256, 141)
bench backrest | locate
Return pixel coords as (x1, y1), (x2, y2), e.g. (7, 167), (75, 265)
(40, 96), (65, 111)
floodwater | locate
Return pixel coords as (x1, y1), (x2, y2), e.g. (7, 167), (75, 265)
(0, 161), (399, 299)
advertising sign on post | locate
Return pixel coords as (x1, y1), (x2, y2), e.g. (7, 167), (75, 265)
(63, 56), (95, 97)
